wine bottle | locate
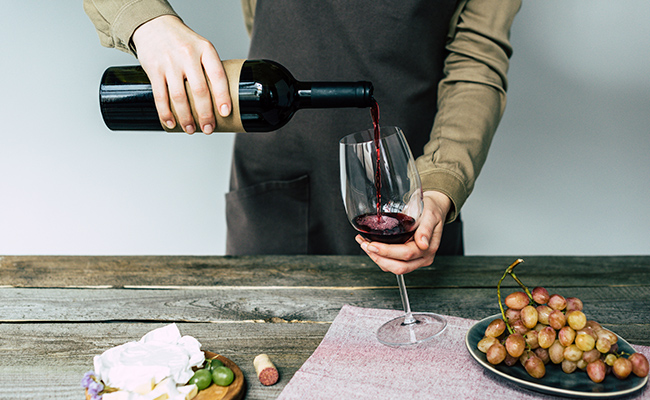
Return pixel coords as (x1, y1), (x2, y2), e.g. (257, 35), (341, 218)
(99, 59), (374, 133)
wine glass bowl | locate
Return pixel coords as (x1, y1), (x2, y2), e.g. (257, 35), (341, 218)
(339, 126), (423, 244)
(340, 125), (447, 346)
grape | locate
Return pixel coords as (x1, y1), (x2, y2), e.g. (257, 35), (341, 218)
(575, 332), (596, 352)
(212, 366), (235, 386)
(612, 357), (633, 379)
(520, 305), (538, 329)
(532, 287), (550, 304)
(505, 291), (530, 310)
(519, 350), (533, 366)
(477, 336), (499, 353)
(604, 353), (618, 367)
(525, 355), (546, 378)
(189, 369), (212, 390)
(538, 326), (556, 349)
(505, 308), (521, 324)
(564, 344), (583, 362)
(504, 353), (519, 367)
(596, 329), (618, 345)
(487, 342), (507, 365)
(548, 294), (567, 310)
(511, 319), (529, 335)
(582, 348), (600, 363)
(628, 353), (649, 378)
(587, 360), (606, 383)
(549, 340), (565, 364)
(558, 326), (576, 347)
(566, 297), (583, 311)
(485, 319), (506, 338)
(562, 359), (577, 374)
(536, 305), (553, 325)
(534, 347), (550, 364)
(595, 337), (611, 353)
(566, 310), (587, 330)
(585, 320), (602, 332)
(206, 358), (224, 371)
(506, 333), (526, 358)
(577, 359), (588, 370)
(524, 329), (539, 349)
(580, 326), (598, 341)
(548, 309), (567, 330)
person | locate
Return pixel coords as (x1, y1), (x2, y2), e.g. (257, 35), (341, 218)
(84, 0), (521, 274)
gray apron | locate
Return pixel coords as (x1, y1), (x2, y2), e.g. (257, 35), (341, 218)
(226, 0), (463, 255)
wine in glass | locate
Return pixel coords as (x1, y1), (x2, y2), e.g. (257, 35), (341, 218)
(339, 125), (447, 346)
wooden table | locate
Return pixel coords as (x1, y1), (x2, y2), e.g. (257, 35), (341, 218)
(1, 255), (648, 399)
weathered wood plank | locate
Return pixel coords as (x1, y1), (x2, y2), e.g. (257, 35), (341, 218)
(2, 255), (649, 288)
(0, 322), (329, 400)
(1, 286), (648, 344)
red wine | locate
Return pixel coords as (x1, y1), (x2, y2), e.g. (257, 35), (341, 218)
(100, 59), (374, 132)
(352, 212), (417, 244)
(370, 99), (381, 218)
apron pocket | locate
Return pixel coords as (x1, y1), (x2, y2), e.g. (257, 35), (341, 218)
(225, 175), (309, 255)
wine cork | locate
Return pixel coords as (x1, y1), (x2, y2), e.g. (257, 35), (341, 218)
(166, 59), (245, 133)
(253, 354), (279, 386)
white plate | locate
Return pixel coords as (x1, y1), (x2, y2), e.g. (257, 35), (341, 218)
(465, 314), (648, 398)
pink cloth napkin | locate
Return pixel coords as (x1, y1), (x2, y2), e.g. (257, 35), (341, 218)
(278, 305), (650, 399)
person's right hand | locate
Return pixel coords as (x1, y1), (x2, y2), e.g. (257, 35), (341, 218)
(131, 15), (232, 134)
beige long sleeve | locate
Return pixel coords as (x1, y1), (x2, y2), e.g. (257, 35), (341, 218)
(416, 0), (522, 222)
(83, 0), (179, 55)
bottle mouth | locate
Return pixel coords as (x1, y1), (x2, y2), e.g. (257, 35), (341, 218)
(309, 81), (374, 108)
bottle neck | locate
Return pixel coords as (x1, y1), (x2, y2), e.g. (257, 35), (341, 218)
(296, 81), (374, 109)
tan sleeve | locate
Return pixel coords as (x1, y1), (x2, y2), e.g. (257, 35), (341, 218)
(415, 0), (522, 222)
(83, 0), (179, 56)
(240, 0), (257, 36)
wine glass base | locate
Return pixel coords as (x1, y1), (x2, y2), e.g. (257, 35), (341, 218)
(376, 313), (447, 347)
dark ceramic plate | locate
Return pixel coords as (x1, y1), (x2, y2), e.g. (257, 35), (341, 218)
(466, 314), (648, 398)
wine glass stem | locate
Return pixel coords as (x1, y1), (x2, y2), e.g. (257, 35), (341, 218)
(396, 274), (417, 325)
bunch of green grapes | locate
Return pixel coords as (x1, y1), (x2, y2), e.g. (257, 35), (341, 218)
(477, 260), (649, 382)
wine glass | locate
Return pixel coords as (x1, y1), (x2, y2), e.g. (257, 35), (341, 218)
(339, 126), (447, 346)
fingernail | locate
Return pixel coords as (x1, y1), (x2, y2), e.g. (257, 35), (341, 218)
(165, 120), (175, 129)
(185, 125), (195, 134)
(203, 124), (213, 134)
(367, 244), (378, 253)
(220, 104), (230, 117)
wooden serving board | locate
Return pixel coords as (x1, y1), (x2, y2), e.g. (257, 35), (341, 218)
(195, 351), (245, 400)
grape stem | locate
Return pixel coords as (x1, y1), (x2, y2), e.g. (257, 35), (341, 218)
(509, 269), (534, 302)
(497, 259), (525, 335)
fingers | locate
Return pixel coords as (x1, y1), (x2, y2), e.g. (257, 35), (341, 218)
(185, 70), (213, 134)
(355, 235), (435, 275)
(202, 53), (232, 118)
(168, 72), (196, 134)
(149, 75), (176, 130)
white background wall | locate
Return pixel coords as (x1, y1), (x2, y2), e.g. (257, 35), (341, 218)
(1, 1), (648, 256)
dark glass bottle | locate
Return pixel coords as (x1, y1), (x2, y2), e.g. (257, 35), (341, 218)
(99, 59), (374, 133)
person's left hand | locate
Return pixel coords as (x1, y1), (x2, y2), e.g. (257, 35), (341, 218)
(356, 190), (452, 275)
